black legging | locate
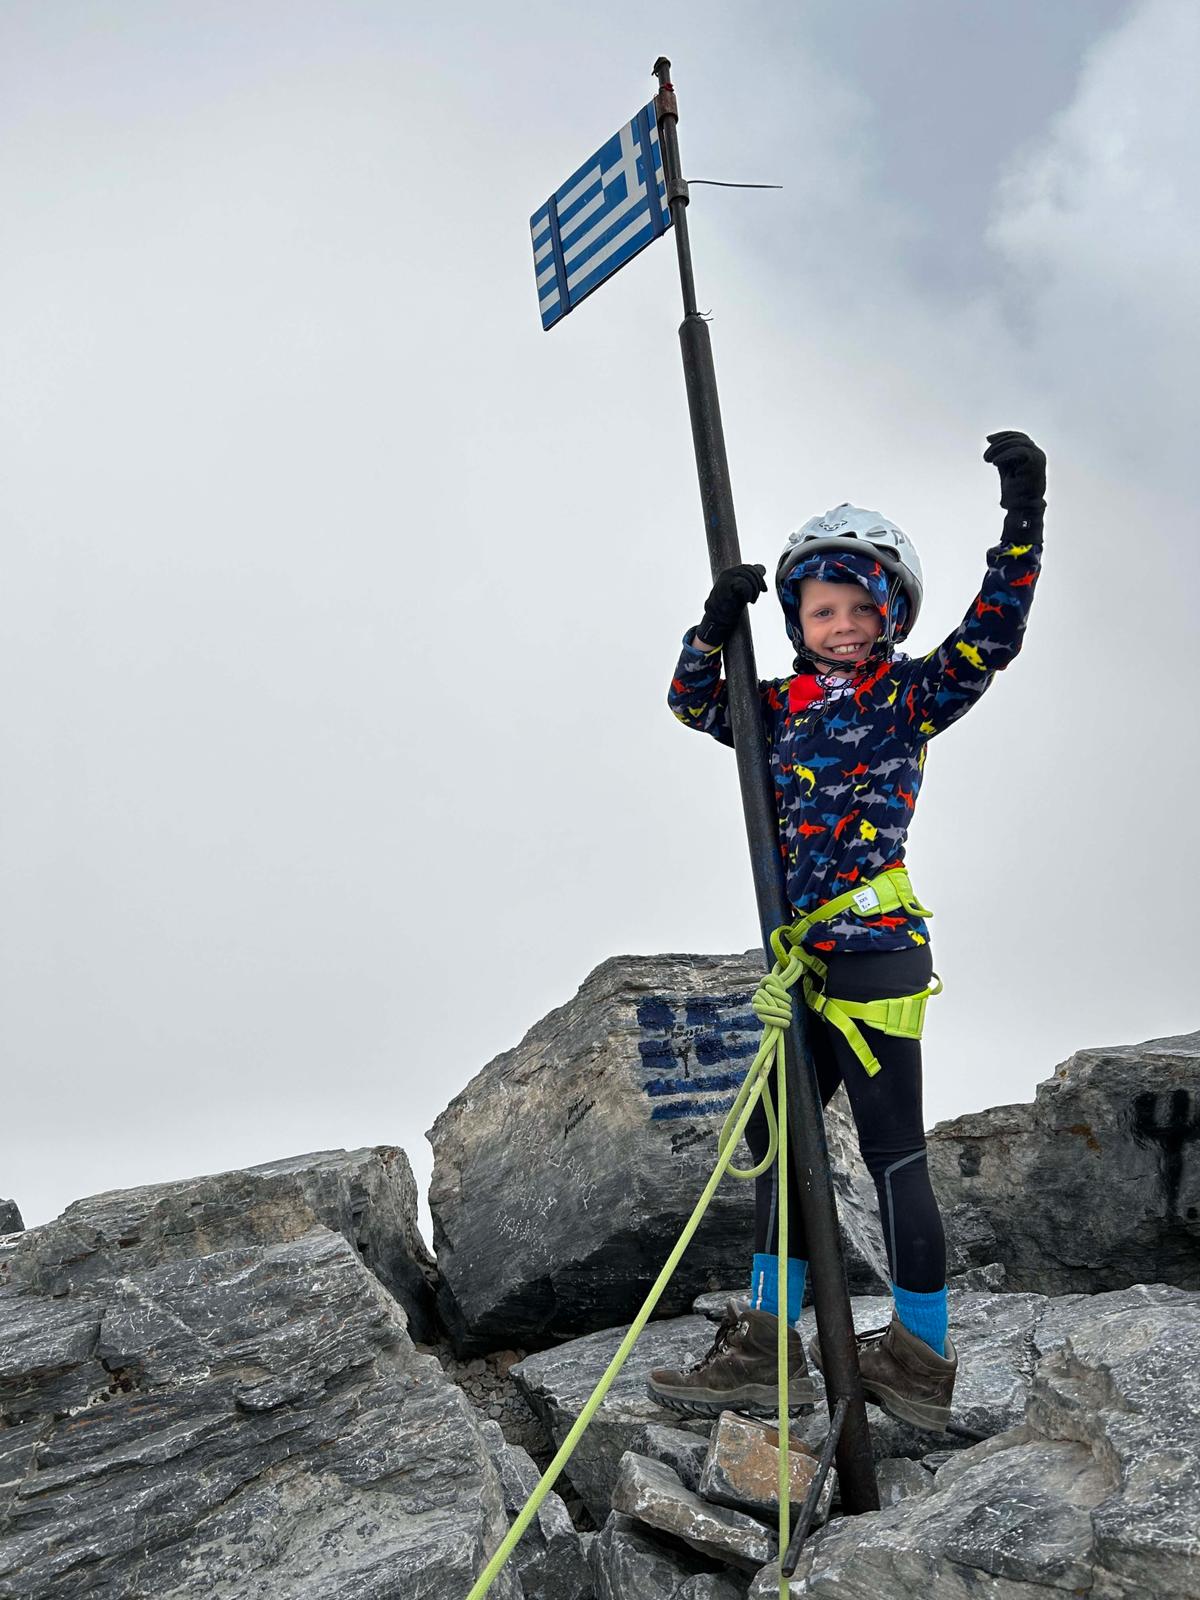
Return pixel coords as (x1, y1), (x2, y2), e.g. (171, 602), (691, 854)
(744, 943), (946, 1293)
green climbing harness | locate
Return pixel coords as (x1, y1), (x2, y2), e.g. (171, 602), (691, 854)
(784, 867), (941, 1078)
(464, 867), (939, 1600)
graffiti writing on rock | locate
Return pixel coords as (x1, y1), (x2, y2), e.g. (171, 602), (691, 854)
(1132, 1089), (1200, 1220)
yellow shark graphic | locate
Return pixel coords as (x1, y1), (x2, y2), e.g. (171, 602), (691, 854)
(955, 640), (985, 671)
(793, 765), (816, 794)
(859, 820), (878, 842)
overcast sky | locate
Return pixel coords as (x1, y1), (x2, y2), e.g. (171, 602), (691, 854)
(3, 1), (1196, 1237)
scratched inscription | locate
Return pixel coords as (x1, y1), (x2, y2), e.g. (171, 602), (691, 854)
(636, 992), (758, 1123)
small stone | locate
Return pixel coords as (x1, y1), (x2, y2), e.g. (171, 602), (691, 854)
(698, 1410), (820, 1520)
(611, 1451), (776, 1573)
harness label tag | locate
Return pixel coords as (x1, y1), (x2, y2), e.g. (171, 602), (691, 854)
(852, 887), (880, 914)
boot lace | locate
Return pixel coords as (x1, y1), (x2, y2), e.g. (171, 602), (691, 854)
(687, 1302), (749, 1372)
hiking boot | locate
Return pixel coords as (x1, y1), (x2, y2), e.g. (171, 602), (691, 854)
(646, 1301), (816, 1419)
(808, 1313), (957, 1433)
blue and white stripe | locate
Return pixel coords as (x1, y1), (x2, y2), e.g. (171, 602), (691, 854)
(531, 101), (671, 331)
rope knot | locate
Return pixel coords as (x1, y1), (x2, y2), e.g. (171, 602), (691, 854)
(752, 969), (795, 1031)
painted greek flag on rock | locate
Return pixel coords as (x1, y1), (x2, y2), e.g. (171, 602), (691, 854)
(531, 101), (671, 331)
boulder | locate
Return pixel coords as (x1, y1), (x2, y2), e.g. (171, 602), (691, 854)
(0, 1146), (437, 1341)
(930, 1029), (1200, 1296)
(480, 1420), (592, 1600)
(0, 1201), (21, 1237)
(513, 1315), (716, 1520)
(513, 1280), (1195, 1530)
(0, 1171), (517, 1600)
(590, 1514), (746, 1600)
(770, 1287), (1200, 1598)
(429, 954), (889, 1353)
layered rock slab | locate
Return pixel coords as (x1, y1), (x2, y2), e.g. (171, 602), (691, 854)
(429, 953), (889, 1353)
(612, 1453), (776, 1573)
(754, 1287), (1200, 1599)
(480, 1420), (592, 1600)
(0, 1169), (515, 1600)
(513, 1281), (1194, 1530)
(930, 1029), (1200, 1296)
(591, 1514), (746, 1600)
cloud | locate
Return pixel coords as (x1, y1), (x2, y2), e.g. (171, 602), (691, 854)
(987, 0), (1199, 493)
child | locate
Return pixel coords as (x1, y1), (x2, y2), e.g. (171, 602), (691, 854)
(647, 431), (1045, 1432)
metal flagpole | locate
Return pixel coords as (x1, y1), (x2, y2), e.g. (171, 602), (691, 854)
(652, 56), (880, 1517)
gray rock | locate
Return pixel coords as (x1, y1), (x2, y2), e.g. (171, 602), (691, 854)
(480, 1420), (592, 1600)
(590, 1514), (745, 1600)
(513, 1315), (717, 1520)
(429, 954), (889, 1353)
(872, 1456), (933, 1506)
(775, 1287), (1200, 1599)
(930, 1029), (1200, 1296)
(698, 1411), (822, 1521)
(643, 1423), (713, 1492)
(0, 1201), (21, 1236)
(0, 1180), (518, 1599)
(611, 1453), (776, 1573)
(3, 1145), (437, 1340)
(945, 1260), (1005, 1293)
(787, 1288), (1045, 1462)
(693, 1289), (748, 1321)
(513, 1287), (1057, 1525)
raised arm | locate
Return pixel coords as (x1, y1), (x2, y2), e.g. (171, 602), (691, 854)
(902, 431), (1046, 738)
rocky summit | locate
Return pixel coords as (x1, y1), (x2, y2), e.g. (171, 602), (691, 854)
(2, 956), (1198, 1599)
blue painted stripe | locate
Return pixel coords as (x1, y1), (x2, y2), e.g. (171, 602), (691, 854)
(556, 174), (604, 232)
(651, 1094), (739, 1121)
(637, 1036), (757, 1069)
(644, 1070), (745, 1099)
(557, 175), (628, 259)
(554, 128), (623, 207)
(566, 208), (654, 296)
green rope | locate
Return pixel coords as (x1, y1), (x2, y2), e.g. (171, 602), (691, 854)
(465, 938), (809, 1600)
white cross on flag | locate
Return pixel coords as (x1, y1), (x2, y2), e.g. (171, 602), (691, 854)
(531, 101), (672, 331)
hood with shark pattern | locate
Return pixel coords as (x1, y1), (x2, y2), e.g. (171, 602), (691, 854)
(778, 549), (911, 669)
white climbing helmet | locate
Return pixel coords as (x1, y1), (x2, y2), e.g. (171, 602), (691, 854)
(776, 503), (924, 640)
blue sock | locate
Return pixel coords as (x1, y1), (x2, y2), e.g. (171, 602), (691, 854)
(892, 1282), (948, 1357)
(749, 1254), (807, 1326)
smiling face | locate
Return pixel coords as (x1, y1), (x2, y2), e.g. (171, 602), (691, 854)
(798, 576), (883, 675)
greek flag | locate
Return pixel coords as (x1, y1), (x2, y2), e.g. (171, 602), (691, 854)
(531, 101), (672, 331)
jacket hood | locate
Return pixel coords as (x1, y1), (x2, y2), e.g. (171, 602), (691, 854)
(779, 549), (910, 657)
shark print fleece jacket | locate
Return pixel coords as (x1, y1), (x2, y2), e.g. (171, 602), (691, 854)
(668, 509), (1043, 954)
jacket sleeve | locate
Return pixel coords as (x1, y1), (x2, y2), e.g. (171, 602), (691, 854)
(900, 507), (1044, 740)
(668, 630), (783, 749)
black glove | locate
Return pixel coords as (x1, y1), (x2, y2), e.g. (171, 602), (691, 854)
(697, 563), (767, 648)
(984, 430), (1046, 512)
